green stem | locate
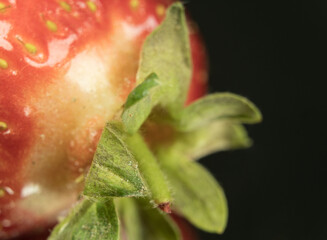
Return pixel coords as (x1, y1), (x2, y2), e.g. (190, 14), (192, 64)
(125, 133), (171, 212)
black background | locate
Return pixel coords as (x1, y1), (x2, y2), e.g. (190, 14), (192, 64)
(187, 1), (326, 240)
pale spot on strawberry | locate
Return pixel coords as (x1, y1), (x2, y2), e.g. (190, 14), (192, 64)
(23, 42), (122, 190)
(59, 1), (71, 12)
(45, 20), (58, 32)
(1, 129), (11, 135)
(66, 49), (111, 93)
(0, 58), (8, 69)
(86, 1), (97, 12)
(19, 187), (80, 226)
(122, 16), (158, 39)
(0, 21), (13, 51)
(2, 186), (14, 195)
(0, 122), (8, 131)
(40, 134), (45, 141)
(156, 4), (166, 17)
(23, 106), (32, 117)
(1, 219), (11, 228)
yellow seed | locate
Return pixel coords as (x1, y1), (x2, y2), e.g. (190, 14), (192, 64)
(0, 121), (8, 131)
(0, 188), (5, 198)
(74, 174), (85, 184)
(130, 0), (139, 9)
(24, 43), (37, 54)
(156, 4), (165, 17)
(0, 58), (8, 69)
(16, 36), (37, 54)
(0, 2), (10, 12)
(86, 1), (97, 12)
(59, 1), (71, 12)
(46, 20), (58, 32)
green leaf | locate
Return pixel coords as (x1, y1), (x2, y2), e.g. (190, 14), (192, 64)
(170, 121), (252, 160)
(48, 198), (119, 240)
(176, 93), (262, 132)
(116, 198), (181, 240)
(122, 2), (192, 134)
(160, 152), (228, 234)
(84, 122), (147, 198)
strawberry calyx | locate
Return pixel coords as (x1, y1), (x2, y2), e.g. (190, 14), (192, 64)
(48, 3), (261, 240)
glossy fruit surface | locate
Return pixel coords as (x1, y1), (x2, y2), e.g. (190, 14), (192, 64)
(0, 0), (207, 239)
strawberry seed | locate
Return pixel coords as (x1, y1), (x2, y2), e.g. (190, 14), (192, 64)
(0, 121), (8, 131)
(0, 58), (8, 69)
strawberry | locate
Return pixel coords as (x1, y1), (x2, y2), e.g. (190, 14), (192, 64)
(0, 1), (206, 238)
(0, 1), (260, 240)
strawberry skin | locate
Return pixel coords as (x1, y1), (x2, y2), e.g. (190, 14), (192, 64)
(0, 0), (207, 239)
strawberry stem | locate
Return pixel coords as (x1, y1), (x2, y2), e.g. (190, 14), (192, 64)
(125, 132), (172, 210)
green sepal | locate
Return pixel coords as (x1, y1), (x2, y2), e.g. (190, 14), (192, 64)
(124, 73), (160, 109)
(160, 151), (228, 234)
(122, 73), (160, 134)
(176, 93), (262, 132)
(116, 198), (181, 240)
(48, 198), (119, 240)
(84, 122), (147, 198)
(169, 121), (252, 160)
(122, 2), (192, 134)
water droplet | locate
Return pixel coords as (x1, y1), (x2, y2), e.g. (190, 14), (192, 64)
(40, 134), (45, 140)
(3, 186), (14, 195)
(21, 183), (39, 198)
